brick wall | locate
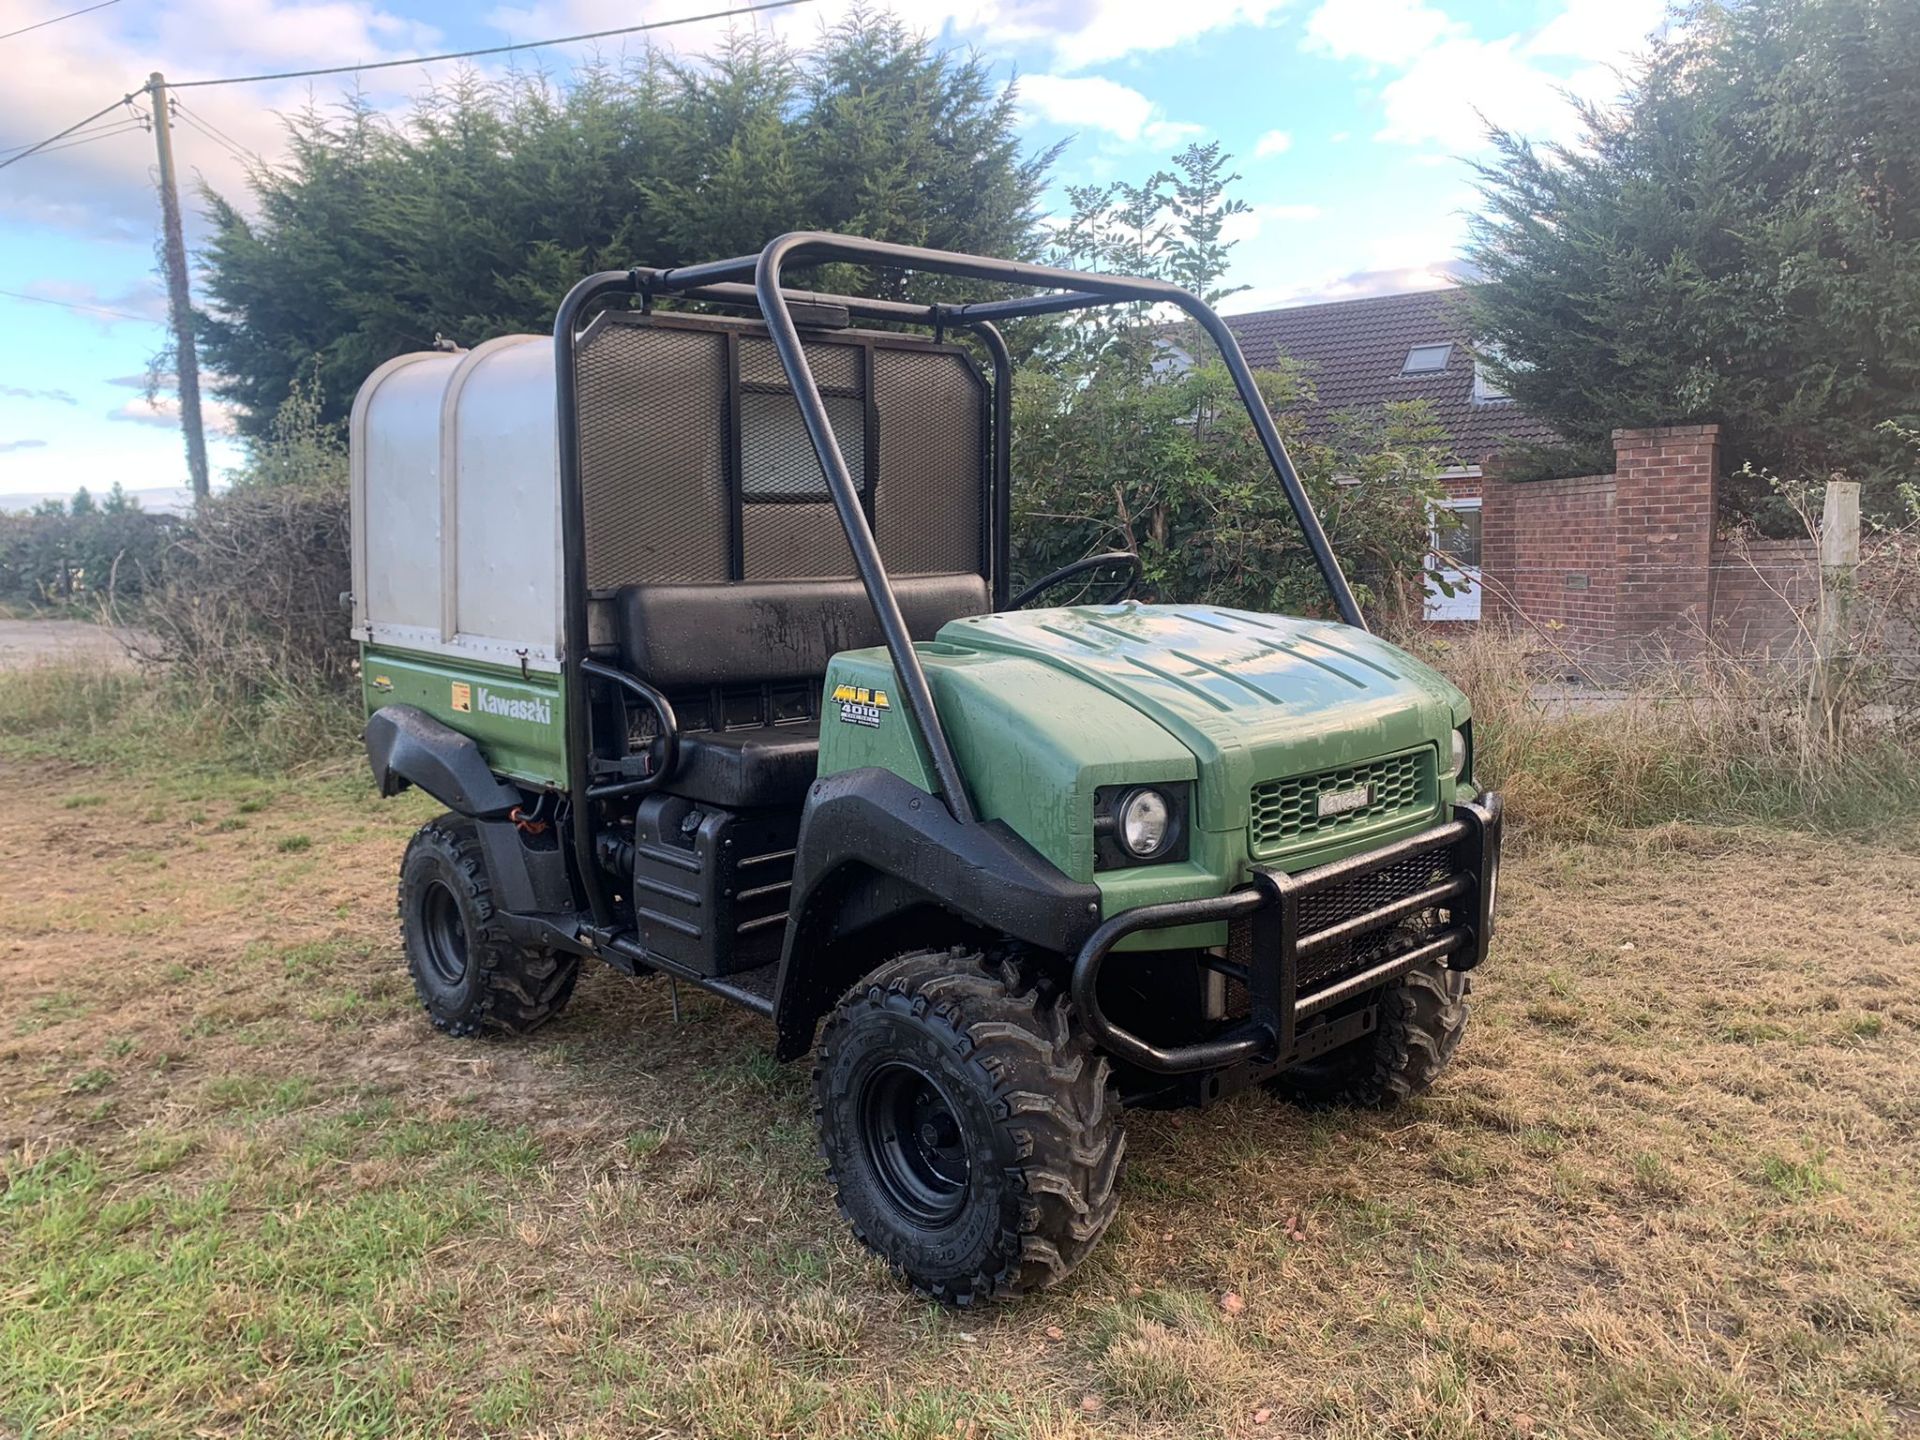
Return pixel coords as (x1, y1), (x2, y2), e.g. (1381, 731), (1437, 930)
(1710, 538), (1817, 658)
(1480, 469), (1617, 666)
(1612, 425), (1720, 663)
(1479, 423), (1812, 673)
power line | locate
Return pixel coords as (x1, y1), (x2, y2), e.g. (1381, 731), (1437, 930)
(0, 0), (813, 172)
(0, 93), (141, 171)
(0, 0), (124, 43)
(23, 118), (148, 158)
(0, 286), (156, 323)
(164, 0), (815, 89)
(173, 108), (252, 167)
(0, 109), (143, 155)
(168, 98), (261, 167)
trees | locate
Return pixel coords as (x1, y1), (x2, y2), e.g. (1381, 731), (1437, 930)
(196, 13), (1054, 437)
(0, 485), (169, 604)
(1013, 145), (1448, 618)
(1466, 0), (1920, 521)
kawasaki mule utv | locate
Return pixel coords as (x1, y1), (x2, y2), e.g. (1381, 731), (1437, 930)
(350, 232), (1502, 1303)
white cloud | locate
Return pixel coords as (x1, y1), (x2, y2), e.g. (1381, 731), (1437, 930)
(108, 379), (241, 436)
(1018, 73), (1200, 147)
(1525, 0), (1670, 60)
(486, 0), (1290, 76)
(1374, 34), (1580, 149)
(15, 279), (169, 330)
(1, 0), (1306, 242)
(1253, 128), (1292, 157)
(1301, 0), (1459, 66)
(1222, 260), (1468, 314)
(0, 439), (50, 454)
(1220, 201), (1321, 245)
(1026, 0), (1293, 71)
(1301, 0), (1667, 154)
(0, 386), (78, 405)
(0, 0), (445, 239)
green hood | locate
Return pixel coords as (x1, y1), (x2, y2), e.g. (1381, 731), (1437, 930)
(937, 604), (1467, 834)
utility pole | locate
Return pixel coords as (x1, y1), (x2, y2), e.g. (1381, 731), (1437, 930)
(148, 72), (210, 503)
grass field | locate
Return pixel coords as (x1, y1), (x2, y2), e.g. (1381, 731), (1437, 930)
(2, 676), (1918, 1438)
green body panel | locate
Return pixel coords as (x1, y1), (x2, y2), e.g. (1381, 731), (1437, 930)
(360, 645), (568, 789)
(819, 604), (1473, 946)
(365, 603), (1471, 956)
(819, 643), (1196, 879)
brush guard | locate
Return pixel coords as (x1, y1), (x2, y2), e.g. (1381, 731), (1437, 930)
(1071, 792), (1502, 1075)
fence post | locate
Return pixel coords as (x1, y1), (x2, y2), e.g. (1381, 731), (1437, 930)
(1811, 477), (1861, 745)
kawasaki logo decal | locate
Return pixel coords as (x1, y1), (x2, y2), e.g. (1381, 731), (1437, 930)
(831, 682), (891, 728)
(477, 687), (552, 725)
(451, 680), (551, 726)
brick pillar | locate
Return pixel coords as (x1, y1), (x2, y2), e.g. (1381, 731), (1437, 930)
(1612, 424), (1720, 665)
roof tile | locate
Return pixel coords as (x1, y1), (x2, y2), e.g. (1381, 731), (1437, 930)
(1224, 288), (1557, 463)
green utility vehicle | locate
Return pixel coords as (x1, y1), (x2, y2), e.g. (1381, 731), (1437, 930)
(351, 233), (1502, 1303)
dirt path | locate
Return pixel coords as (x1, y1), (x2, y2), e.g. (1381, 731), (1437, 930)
(0, 616), (147, 669)
(2, 750), (1917, 1439)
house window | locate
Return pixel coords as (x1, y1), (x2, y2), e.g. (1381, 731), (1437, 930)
(1425, 498), (1482, 622)
(1402, 343), (1452, 374)
(1436, 505), (1482, 568)
(1472, 358), (1511, 403)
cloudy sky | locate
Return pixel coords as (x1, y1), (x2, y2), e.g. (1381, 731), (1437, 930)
(0, 0), (1670, 509)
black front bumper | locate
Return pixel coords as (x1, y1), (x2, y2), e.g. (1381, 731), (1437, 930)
(1070, 792), (1503, 1076)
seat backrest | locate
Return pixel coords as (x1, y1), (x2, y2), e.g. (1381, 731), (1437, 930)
(617, 573), (990, 690)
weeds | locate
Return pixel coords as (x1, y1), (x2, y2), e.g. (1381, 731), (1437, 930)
(0, 657), (358, 777)
(1407, 625), (1920, 837)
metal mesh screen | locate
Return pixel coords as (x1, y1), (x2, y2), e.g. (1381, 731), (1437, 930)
(575, 316), (986, 591)
(740, 391), (866, 502)
(576, 319), (730, 587)
(1295, 847), (1449, 989)
(741, 335), (860, 392)
(743, 503), (858, 578)
(874, 348), (984, 576)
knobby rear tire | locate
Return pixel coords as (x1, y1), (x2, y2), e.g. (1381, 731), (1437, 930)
(397, 815), (580, 1038)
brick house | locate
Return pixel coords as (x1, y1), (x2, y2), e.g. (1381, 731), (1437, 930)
(1224, 288), (1556, 621)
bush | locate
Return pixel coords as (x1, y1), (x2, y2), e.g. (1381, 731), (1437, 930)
(0, 487), (171, 607)
(138, 485), (354, 704)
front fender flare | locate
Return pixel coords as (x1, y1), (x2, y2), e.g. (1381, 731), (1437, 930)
(771, 767), (1102, 1058)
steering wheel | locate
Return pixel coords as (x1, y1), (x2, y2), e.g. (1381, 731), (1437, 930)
(1010, 552), (1144, 609)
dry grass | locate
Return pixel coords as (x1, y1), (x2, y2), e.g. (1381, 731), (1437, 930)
(3, 678), (1919, 1437)
(1406, 625), (1920, 838)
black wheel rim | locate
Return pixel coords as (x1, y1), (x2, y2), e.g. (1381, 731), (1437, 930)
(859, 1062), (970, 1228)
(419, 879), (469, 988)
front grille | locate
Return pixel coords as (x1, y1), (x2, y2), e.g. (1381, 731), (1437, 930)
(1249, 748), (1436, 858)
(1226, 837), (1454, 994)
(1295, 849), (1448, 988)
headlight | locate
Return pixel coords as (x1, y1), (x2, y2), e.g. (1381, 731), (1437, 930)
(1093, 782), (1190, 869)
(1118, 787), (1173, 858)
(1450, 726), (1470, 779)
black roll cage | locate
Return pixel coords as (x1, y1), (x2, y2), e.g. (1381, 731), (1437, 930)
(553, 232), (1366, 925)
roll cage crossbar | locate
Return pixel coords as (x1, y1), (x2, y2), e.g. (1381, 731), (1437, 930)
(554, 232), (1365, 924)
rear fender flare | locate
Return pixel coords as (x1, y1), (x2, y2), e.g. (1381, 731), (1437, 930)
(364, 704), (524, 819)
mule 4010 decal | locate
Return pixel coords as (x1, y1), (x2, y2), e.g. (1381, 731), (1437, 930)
(832, 682), (891, 728)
